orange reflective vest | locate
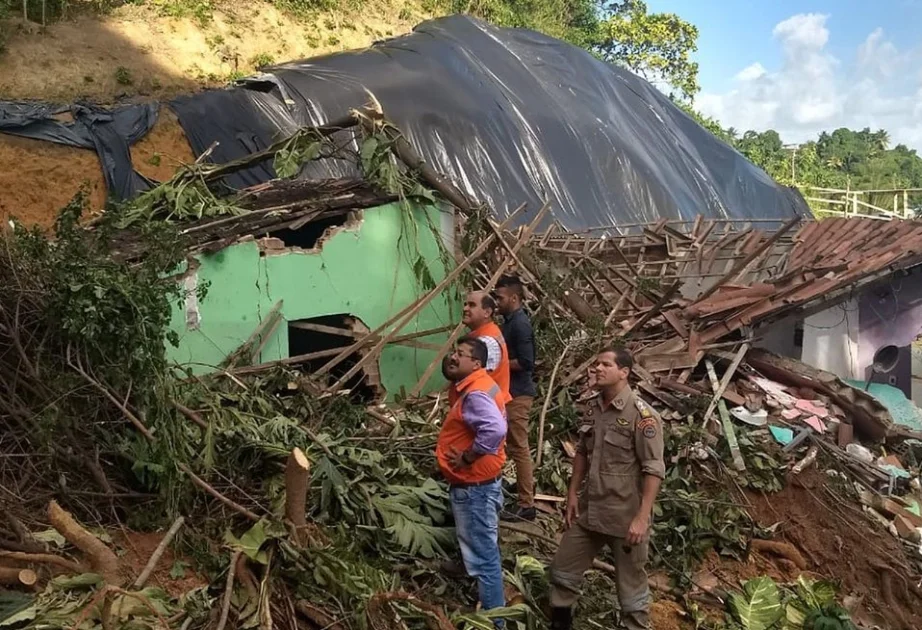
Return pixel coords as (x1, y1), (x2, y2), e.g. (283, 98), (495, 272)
(436, 368), (507, 485)
(448, 321), (511, 406)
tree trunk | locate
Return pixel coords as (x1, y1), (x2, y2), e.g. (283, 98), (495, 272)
(285, 448), (310, 544)
(48, 501), (121, 584)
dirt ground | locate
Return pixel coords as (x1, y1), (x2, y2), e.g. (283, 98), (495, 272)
(649, 468), (922, 630)
(115, 529), (208, 598)
(0, 0), (426, 102)
(744, 470), (922, 630)
(0, 109), (195, 228)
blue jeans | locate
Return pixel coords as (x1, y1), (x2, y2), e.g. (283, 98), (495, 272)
(450, 478), (505, 612)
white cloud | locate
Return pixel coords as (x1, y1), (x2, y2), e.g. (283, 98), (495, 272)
(735, 62), (766, 81)
(772, 13), (830, 50)
(696, 14), (922, 151)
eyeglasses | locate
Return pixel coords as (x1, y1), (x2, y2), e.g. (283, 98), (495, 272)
(451, 350), (475, 360)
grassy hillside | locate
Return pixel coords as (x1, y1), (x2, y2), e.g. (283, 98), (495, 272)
(0, 0), (434, 101)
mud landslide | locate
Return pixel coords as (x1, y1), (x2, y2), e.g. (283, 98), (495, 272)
(0, 109), (196, 229)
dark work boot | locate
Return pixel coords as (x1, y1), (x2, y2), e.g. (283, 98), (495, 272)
(500, 506), (537, 522)
(550, 607), (572, 630)
(439, 558), (468, 578)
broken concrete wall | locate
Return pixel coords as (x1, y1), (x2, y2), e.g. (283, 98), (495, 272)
(168, 201), (457, 398)
(800, 298), (861, 381)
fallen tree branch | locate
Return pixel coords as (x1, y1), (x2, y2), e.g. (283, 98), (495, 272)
(536, 340), (573, 468)
(296, 601), (345, 630)
(66, 346), (155, 443)
(216, 551), (241, 630)
(48, 500), (121, 584)
(132, 515), (185, 589)
(178, 463), (260, 521)
(2, 510), (31, 544)
(173, 401), (208, 430)
(367, 592), (454, 630)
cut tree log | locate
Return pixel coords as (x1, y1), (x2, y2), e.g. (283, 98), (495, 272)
(285, 448), (311, 545)
(0, 567), (37, 587)
(0, 550), (83, 573)
(48, 500), (121, 584)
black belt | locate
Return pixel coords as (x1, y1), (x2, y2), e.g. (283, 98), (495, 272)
(449, 475), (501, 489)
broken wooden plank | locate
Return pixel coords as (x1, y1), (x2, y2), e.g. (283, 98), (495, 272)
(638, 352), (699, 373)
(407, 201), (550, 398)
(224, 300), (284, 369)
(705, 359), (746, 472)
(689, 217), (800, 307)
(701, 343), (750, 425)
(661, 309), (689, 339)
(315, 208), (524, 386)
(622, 282), (680, 335)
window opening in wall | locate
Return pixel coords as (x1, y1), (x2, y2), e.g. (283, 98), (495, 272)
(272, 213), (351, 250)
(287, 314), (379, 402)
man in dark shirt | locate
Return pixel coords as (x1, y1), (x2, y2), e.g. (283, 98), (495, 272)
(494, 275), (537, 521)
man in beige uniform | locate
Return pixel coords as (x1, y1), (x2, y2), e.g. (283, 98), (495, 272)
(549, 348), (665, 630)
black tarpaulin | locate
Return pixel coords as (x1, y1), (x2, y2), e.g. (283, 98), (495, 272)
(0, 101), (159, 200)
(171, 15), (810, 229)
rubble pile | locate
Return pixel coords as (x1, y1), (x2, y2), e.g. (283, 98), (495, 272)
(3, 114), (922, 630)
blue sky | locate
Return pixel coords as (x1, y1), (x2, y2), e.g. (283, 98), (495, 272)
(647, 1), (922, 149)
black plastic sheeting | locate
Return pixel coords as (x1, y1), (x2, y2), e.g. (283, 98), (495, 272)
(0, 101), (158, 200)
(171, 15), (810, 230)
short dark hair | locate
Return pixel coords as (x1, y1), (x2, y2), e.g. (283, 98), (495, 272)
(459, 336), (488, 367)
(496, 274), (524, 298)
(599, 347), (633, 372)
(480, 293), (497, 314)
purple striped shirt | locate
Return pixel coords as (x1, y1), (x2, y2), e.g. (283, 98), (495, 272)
(461, 391), (507, 455)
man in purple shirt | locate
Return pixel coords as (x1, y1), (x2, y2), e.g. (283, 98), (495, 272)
(436, 337), (508, 619)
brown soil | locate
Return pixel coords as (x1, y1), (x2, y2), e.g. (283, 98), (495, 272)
(115, 529), (208, 598)
(650, 599), (690, 630)
(131, 108), (197, 182)
(744, 469), (922, 630)
(0, 134), (106, 228)
(649, 469), (922, 630)
(0, 109), (195, 229)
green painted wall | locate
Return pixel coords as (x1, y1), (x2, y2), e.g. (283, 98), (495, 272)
(168, 202), (457, 397)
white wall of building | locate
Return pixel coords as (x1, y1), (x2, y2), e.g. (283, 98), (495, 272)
(800, 299), (860, 380)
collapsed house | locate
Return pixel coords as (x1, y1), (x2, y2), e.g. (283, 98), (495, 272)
(1, 16), (809, 397)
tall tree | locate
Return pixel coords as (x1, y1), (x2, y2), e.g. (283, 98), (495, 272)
(593, 0), (700, 100)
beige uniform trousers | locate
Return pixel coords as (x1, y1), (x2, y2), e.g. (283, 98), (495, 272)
(549, 522), (651, 630)
(505, 395), (535, 508)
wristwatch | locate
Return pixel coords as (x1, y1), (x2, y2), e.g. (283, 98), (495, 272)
(461, 450), (477, 465)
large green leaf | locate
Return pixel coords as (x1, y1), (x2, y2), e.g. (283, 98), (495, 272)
(224, 519), (284, 564)
(794, 576), (837, 610)
(0, 592), (35, 626)
(729, 576), (783, 630)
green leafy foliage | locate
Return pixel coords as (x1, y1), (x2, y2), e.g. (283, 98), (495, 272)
(272, 131), (325, 178)
(680, 109), (922, 211)
(595, 0), (699, 100)
(722, 576), (856, 630)
(729, 577), (784, 630)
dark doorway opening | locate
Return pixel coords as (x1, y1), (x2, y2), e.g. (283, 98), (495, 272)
(287, 314), (378, 402)
(272, 213), (351, 250)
